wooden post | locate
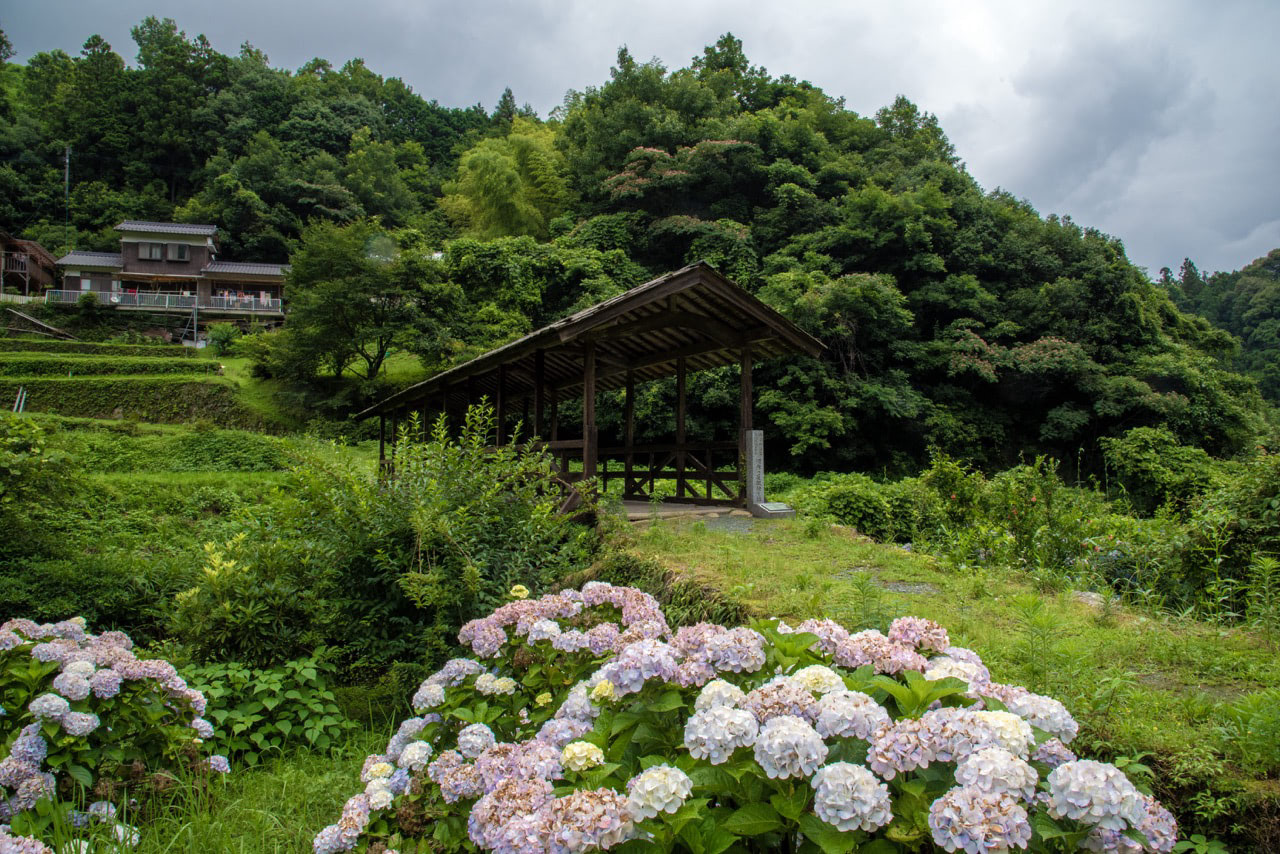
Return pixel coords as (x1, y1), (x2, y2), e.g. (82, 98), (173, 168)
(550, 389), (559, 441)
(739, 346), (753, 504)
(496, 364), (507, 445)
(676, 356), (687, 499)
(378, 414), (386, 465)
(624, 369), (635, 498)
(440, 384), (449, 433)
(534, 349), (545, 439)
(583, 342), (597, 479)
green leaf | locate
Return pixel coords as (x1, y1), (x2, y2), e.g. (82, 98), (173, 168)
(722, 803), (783, 836)
(647, 690), (685, 713)
(798, 814), (860, 854)
(771, 786), (811, 821)
(66, 764), (93, 788)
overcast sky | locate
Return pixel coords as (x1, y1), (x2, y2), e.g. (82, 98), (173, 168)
(6, 1), (1278, 276)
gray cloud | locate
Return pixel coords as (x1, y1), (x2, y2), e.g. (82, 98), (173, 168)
(4, 0), (1278, 274)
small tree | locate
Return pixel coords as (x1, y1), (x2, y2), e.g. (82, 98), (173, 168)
(283, 219), (421, 381)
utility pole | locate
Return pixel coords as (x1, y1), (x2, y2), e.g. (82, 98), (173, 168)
(64, 145), (71, 253)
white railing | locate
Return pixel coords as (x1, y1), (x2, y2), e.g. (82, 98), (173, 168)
(44, 290), (282, 313)
(0, 292), (40, 304)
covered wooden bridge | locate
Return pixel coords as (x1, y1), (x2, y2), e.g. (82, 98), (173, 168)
(358, 262), (823, 510)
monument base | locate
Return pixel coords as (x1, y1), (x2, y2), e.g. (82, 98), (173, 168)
(750, 501), (796, 519)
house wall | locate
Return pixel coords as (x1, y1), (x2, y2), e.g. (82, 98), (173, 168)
(120, 240), (213, 277)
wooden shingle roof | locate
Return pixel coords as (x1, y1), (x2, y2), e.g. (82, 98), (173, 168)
(360, 261), (822, 418)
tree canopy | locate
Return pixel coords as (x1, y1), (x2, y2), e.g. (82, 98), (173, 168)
(1, 23), (1272, 472)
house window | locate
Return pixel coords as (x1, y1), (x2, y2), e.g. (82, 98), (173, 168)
(111, 280), (121, 291)
(168, 243), (189, 262)
(141, 242), (164, 260)
(80, 278), (91, 291)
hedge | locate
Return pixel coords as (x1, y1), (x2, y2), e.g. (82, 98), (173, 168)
(0, 354), (220, 377)
(0, 375), (263, 427)
(0, 338), (195, 357)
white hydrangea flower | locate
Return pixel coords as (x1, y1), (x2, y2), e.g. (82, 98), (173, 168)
(626, 765), (693, 819)
(527, 619), (562, 644)
(684, 706), (758, 764)
(694, 679), (747, 711)
(366, 778), (394, 810)
(924, 656), (990, 689)
(972, 711), (1035, 757)
(791, 665), (846, 695)
(1047, 760), (1146, 831)
(1003, 692), (1079, 744)
(814, 690), (891, 740)
(955, 746), (1039, 801)
(562, 741), (605, 772)
(412, 683), (446, 710)
(362, 761), (393, 782)
(63, 660), (95, 679)
(457, 724), (497, 760)
(811, 762), (893, 832)
(491, 676), (518, 695)
(753, 715), (828, 779)
(398, 741), (433, 772)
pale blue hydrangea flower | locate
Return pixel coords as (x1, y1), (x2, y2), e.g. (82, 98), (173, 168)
(61, 711), (100, 737)
(684, 706), (758, 764)
(28, 693), (69, 721)
(811, 762), (893, 832)
(753, 715), (828, 779)
(814, 690), (890, 740)
(457, 724), (497, 760)
(955, 746), (1039, 802)
(928, 786), (1032, 853)
(1047, 760), (1145, 832)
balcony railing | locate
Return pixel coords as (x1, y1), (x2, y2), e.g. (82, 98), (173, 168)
(44, 290), (282, 313)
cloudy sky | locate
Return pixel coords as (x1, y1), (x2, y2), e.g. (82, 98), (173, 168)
(7, 1), (1278, 276)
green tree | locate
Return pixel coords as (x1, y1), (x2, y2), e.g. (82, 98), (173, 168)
(284, 220), (429, 381)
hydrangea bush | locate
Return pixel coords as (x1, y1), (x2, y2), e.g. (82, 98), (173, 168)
(0, 617), (229, 849)
(316, 583), (1177, 853)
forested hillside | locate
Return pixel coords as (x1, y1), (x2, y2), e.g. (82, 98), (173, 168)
(1, 21), (1271, 472)
(1162, 251), (1280, 402)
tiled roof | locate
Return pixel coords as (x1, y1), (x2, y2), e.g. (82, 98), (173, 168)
(114, 221), (219, 236)
(56, 251), (124, 268)
(203, 261), (289, 276)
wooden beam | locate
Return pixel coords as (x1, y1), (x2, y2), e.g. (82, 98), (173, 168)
(676, 356), (686, 499)
(740, 345), (753, 505)
(584, 309), (747, 349)
(583, 342), (597, 479)
(496, 363), (507, 445)
(534, 349), (545, 439)
(624, 369), (635, 497)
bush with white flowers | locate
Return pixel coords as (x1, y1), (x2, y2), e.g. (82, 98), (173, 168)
(315, 582), (1178, 853)
(0, 617), (228, 849)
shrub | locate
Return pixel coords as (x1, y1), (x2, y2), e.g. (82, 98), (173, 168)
(170, 405), (602, 676)
(1100, 428), (1226, 515)
(0, 355), (218, 376)
(0, 617), (228, 849)
(0, 339), (193, 358)
(880, 477), (948, 545)
(0, 415), (75, 561)
(820, 474), (893, 541)
(182, 653), (355, 765)
(0, 376), (262, 427)
(205, 322), (242, 357)
(315, 582), (1178, 853)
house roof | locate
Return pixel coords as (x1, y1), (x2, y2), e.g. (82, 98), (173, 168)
(359, 261), (824, 419)
(114, 221), (219, 237)
(7, 239), (57, 268)
(202, 261), (290, 277)
(56, 251), (124, 269)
